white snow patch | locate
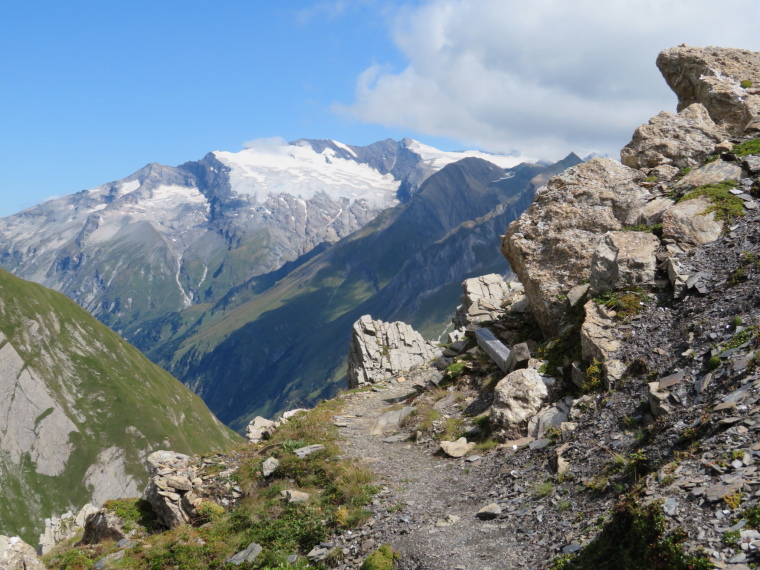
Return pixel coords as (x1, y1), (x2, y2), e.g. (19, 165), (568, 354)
(405, 139), (533, 170)
(213, 142), (399, 208)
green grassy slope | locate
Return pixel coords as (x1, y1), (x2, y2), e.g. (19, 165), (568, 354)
(0, 269), (241, 543)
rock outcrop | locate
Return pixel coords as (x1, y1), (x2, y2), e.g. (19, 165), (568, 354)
(502, 158), (651, 336)
(347, 316), (441, 389)
(620, 103), (728, 169)
(144, 451), (202, 529)
(657, 44), (760, 134)
(0, 536), (44, 570)
(37, 503), (98, 555)
(453, 274), (525, 328)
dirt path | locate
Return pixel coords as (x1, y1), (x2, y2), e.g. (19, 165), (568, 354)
(332, 380), (526, 570)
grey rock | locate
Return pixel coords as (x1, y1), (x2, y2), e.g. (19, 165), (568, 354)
(37, 503), (98, 555)
(440, 438), (475, 458)
(474, 328), (511, 373)
(281, 490), (310, 503)
(226, 542), (263, 565)
(505, 342), (531, 373)
(528, 397), (574, 439)
(294, 444), (325, 458)
(503, 158), (650, 337)
(649, 382), (673, 417)
(589, 231), (659, 293)
(567, 284), (590, 307)
(675, 159), (744, 191)
(454, 274), (522, 327)
(144, 451), (194, 529)
(262, 457), (279, 477)
(491, 368), (549, 428)
(663, 196), (724, 247)
(369, 407), (414, 436)
(476, 503), (502, 520)
(657, 45), (760, 134)
(621, 103), (728, 169)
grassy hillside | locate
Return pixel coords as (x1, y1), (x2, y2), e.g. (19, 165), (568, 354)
(0, 268), (241, 543)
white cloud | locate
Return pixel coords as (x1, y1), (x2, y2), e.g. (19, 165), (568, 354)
(339, 0), (760, 160)
(242, 136), (288, 152)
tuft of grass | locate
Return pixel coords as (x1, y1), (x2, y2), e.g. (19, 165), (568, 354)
(679, 181), (744, 228)
(595, 288), (648, 322)
(100, 498), (157, 534)
(622, 223), (663, 239)
(735, 137), (760, 156)
(533, 480), (555, 498)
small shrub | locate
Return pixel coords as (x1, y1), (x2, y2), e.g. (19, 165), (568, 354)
(583, 359), (604, 393)
(724, 529), (741, 548)
(445, 360), (467, 380)
(533, 480), (555, 498)
(595, 288), (648, 321)
(362, 544), (400, 570)
(741, 79), (754, 89)
(558, 496), (713, 569)
(725, 491), (743, 510)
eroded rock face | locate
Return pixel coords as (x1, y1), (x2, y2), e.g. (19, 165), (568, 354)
(580, 300), (625, 388)
(79, 508), (130, 545)
(620, 104), (728, 169)
(657, 45), (760, 134)
(502, 158), (650, 336)
(491, 368), (549, 428)
(589, 231), (660, 293)
(347, 316), (441, 389)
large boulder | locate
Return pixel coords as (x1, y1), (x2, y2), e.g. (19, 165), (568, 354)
(0, 536), (44, 570)
(589, 231), (660, 294)
(347, 316), (442, 389)
(502, 158), (651, 336)
(491, 368), (549, 428)
(662, 196), (724, 247)
(657, 45), (760, 134)
(620, 104), (728, 169)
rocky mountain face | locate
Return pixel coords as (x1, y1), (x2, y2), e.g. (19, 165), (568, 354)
(0, 138), (539, 430)
(0, 138), (523, 342)
(0, 268), (240, 545)
(143, 154), (579, 430)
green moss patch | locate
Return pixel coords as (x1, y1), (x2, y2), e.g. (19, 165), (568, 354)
(735, 137), (760, 156)
(679, 181), (744, 228)
(362, 544), (400, 570)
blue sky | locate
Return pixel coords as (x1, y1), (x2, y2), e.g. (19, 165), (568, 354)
(2, 0), (760, 217)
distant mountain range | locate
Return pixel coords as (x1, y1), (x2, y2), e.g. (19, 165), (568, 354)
(0, 137), (579, 431)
